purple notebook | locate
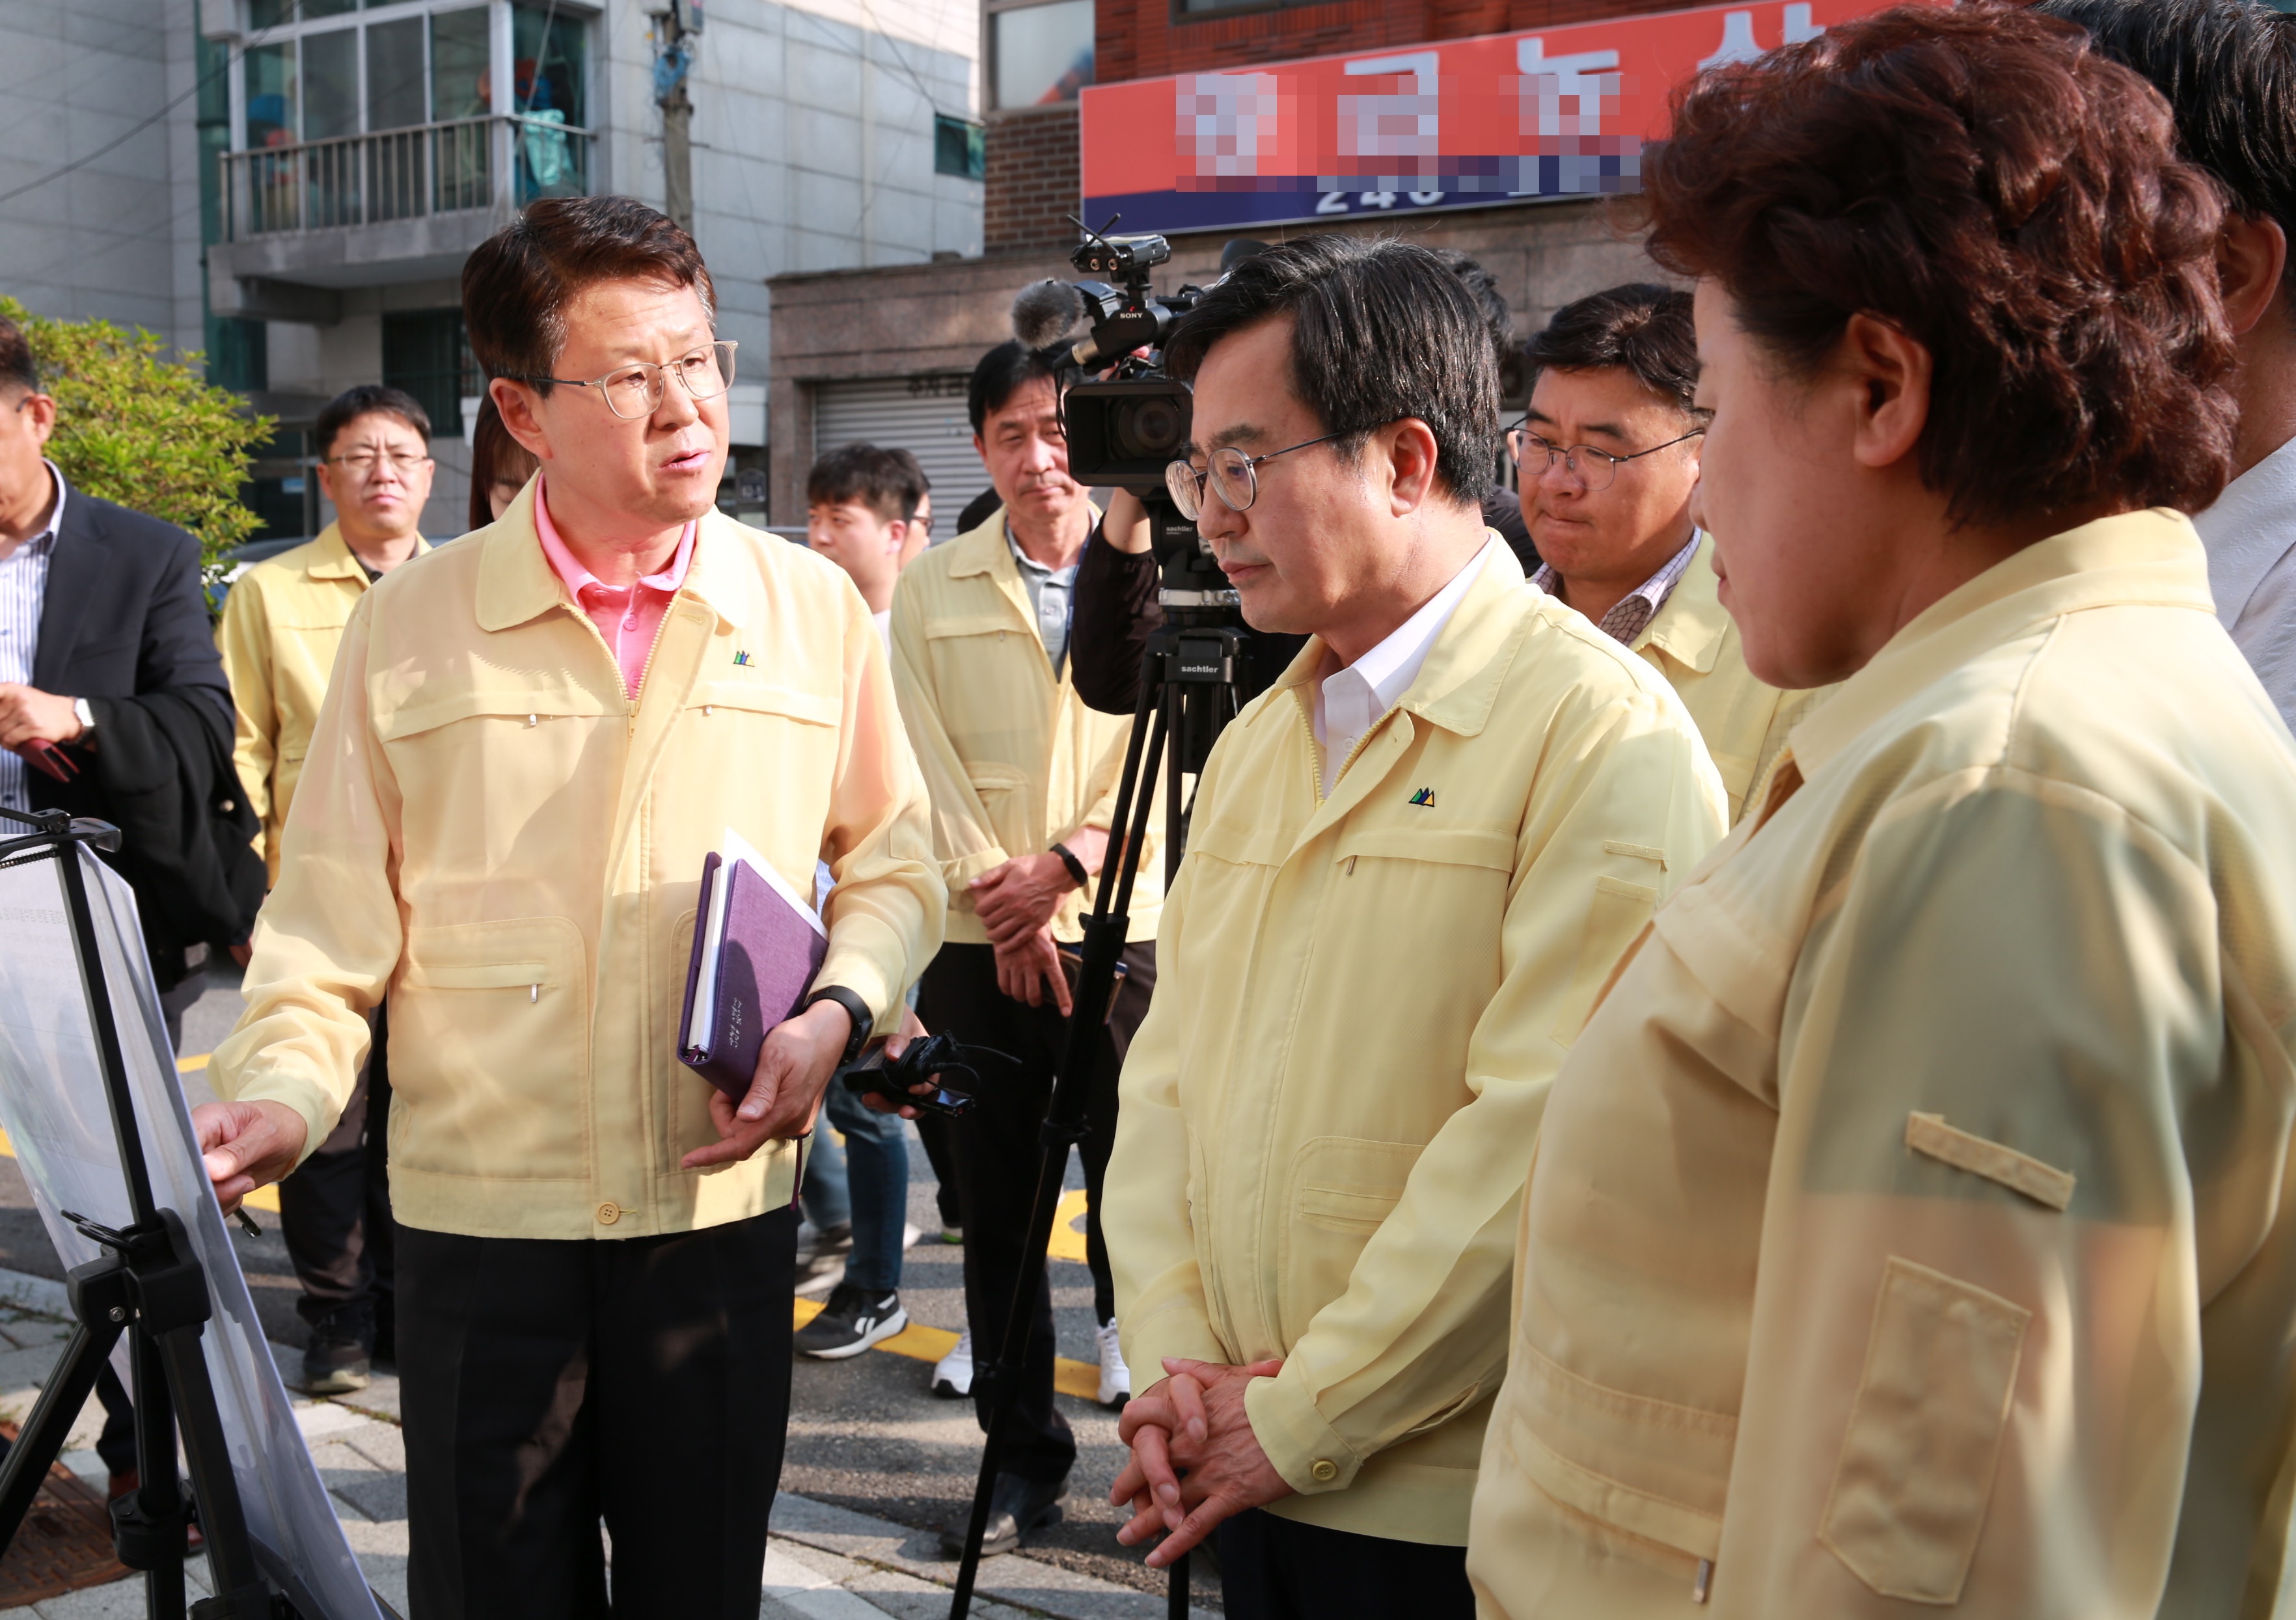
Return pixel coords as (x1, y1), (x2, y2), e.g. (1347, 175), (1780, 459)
(677, 843), (829, 1101)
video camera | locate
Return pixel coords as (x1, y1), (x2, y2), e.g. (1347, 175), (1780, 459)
(1010, 226), (1271, 623)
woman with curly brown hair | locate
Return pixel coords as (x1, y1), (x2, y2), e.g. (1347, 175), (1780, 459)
(1466, 7), (2296, 1618)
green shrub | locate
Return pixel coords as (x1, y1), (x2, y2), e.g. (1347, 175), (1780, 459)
(2, 296), (272, 589)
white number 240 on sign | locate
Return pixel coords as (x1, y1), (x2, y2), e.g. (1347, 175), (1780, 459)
(1315, 190), (1448, 214)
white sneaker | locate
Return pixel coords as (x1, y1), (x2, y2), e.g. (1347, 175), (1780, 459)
(933, 1330), (974, 1398)
(1095, 1317), (1130, 1408)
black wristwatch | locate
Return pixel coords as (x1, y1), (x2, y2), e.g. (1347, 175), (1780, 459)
(801, 986), (875, 1070)
(1050, 842), (1090, 890)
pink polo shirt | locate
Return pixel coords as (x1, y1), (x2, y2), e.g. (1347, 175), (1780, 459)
(534, 474), (698, 697)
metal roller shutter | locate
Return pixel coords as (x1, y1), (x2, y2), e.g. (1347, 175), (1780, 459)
(812, 375), (994, 546)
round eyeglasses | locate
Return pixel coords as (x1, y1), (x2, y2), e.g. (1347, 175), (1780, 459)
(1164, 432), (1345, 521)
(327, 450), (432, 478)
(1506, 425), (1704, 493)
(518, 340), (739, 422)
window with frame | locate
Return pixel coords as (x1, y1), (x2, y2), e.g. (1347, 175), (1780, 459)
(985, 0), (1094, 111)
(235, 1), (587, 148)
(935, 115), (986, 180)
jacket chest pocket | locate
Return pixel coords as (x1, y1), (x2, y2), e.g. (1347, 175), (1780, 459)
(391, 917), (592, 1183)
(374, 682), (614, 823)
(675, 677), (841, 851)
(925, 614), (1045, 706)
(1328, 824), (1515, 1004)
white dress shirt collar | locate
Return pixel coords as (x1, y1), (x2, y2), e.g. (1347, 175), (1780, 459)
(1312, 535), (1499, 796)
(2194, 431), (2296, 630)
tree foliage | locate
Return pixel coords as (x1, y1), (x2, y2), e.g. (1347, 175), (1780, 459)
(1, 296), (272, 581)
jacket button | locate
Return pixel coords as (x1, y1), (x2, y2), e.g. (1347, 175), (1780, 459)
(1310, 1459), (1338, 1483)
(596, 1202), (621, 1226)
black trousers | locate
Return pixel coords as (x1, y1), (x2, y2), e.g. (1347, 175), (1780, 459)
(1218, 1509), (1475, 1620)
(278, 1005), (393, 1338)
(915, 939), (1155, 1485)
(396, 1208), (797, 1620)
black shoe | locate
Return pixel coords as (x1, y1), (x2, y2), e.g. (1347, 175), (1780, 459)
(295, 1334), (370, 1396)
(938, 1473), (1064, 1558)
(795, 1284), (907, 1360)
(297, 1305), (374, 1394)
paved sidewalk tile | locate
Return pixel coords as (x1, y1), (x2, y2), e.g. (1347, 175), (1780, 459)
(0, 1267), (1210, 1619)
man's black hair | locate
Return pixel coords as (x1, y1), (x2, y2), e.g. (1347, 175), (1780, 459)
(967, 340), (1071, 437)
(955, 486), (1002, 535)
(1527, 284), (1701, 413)
(0, 318), (38, 396)
(1162, 236), (1499, 506)
(316, 383), (432, 459)
(2036, 0), (2296, 293)
(808, 441), (926, 524)
(1432, 249), (1514, 364)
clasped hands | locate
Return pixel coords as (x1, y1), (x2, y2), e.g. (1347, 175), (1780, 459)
(970, 828), (1107, 1015)
(1111, 1356), (1293, 1568)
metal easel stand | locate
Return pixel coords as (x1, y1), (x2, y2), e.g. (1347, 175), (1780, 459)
(946, 622), (1244, 1620)
(0, 805), (283, 1619)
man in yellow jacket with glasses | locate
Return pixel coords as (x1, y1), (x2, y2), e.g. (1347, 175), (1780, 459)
(194, 197), (943, 1620)
(1100, 236), (1726, 1617)
(214, 381), (435, 1397)
(892, 338), (1158, 1554)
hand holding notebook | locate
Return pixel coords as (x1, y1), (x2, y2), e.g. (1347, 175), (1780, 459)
(677, 827), (830, 1103)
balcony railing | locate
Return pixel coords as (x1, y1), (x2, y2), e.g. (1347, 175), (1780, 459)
(221, 115), (594, 241)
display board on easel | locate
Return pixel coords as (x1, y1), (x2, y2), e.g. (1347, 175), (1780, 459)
(0, 822), (382, 1620)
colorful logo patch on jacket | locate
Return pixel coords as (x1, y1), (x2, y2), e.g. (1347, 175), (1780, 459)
(1408, 787), (1436, 807)
(733, 650), (752, 666)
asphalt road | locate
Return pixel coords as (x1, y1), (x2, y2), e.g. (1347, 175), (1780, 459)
(0, 969), (1224, 1610)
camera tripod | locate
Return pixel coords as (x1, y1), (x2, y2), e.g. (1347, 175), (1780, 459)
(946, 607), (1246, 1620)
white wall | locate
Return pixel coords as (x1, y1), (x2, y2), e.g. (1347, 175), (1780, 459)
(601, 0), (983, 388)
(0, 0), (206, 349)
(0, 0), (982, 467)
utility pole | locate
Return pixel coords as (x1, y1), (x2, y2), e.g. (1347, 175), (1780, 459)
(650, 1), (702, 234)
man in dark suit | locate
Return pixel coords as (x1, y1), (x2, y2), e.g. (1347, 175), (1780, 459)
(0, 316), (258, 1047)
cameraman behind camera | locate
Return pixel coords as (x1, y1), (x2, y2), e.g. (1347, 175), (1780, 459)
(1098, 236), (1726, 1617)
(1069, 250), (1535, 717)
(889, 339), (1160, 1553)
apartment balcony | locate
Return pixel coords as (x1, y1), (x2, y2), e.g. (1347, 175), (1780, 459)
(208, 115), (594, 321)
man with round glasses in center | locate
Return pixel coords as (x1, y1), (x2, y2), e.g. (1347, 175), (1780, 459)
(1099, 235), (1725, 1617)
(195, 196), (943, 1618)
(1514, 284), (1822, 822)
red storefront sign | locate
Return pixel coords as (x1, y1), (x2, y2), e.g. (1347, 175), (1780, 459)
(1080, 0), (1898, 235)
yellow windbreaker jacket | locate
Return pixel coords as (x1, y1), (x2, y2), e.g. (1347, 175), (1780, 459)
(1469, 510), (2296, 1618)
(1106, 543), (1727, 1546)
(1628, 533), (1823, 823)
(211, 487), (944, 1240)
(889, 511), (1159, 945)
(216, 522), (431, 883)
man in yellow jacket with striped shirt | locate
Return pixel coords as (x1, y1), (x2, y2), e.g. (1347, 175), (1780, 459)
(1101, 237), (1725, 1618)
